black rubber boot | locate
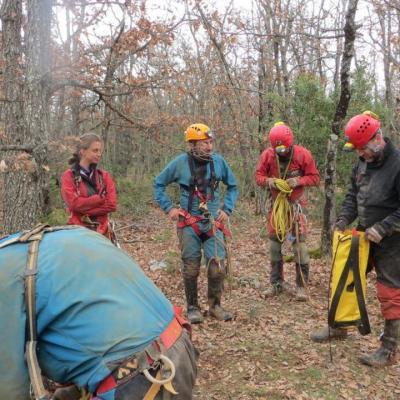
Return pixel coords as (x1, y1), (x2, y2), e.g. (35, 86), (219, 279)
(264, 261), (290, 297)
(360, 319), (400, 367)
(208, 260), (232, 321)
(310, 326), (348, 343)
(270, 260), (284, 284)
(295, 263), (309, 286)
(184, 277), (203, 324)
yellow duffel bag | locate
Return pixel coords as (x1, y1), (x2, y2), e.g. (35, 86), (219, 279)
(328, 229), (371, 335)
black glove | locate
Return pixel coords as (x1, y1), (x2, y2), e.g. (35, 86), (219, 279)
(334, 219), (347, 232)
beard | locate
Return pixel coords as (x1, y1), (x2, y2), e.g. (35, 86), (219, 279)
(189, 146), (212, 161)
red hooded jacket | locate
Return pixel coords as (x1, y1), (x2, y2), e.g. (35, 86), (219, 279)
(255, 145), (320, 204)
(61, 166), (117, 234)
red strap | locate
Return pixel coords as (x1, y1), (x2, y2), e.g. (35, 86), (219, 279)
(96, 374), (117, 394)
(177, 209), (230, 237)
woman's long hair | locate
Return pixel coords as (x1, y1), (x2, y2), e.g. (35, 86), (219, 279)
(68, 133), (102, 165)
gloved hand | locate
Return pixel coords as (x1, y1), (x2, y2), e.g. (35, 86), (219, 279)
(265, 178), (276, 189)
(286, 177), (299, 189)
(334, 219), (347, 232)
(365, 225), (384, 244)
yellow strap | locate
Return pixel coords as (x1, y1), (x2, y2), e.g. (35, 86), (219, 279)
(143, 372), (161, 400)
(164, 381), (178, 395)
(143, 371), (178, 400)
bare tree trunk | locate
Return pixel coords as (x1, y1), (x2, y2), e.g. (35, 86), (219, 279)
(321, 0), (359, 255)
(0, 0), (52, 234)
(0, 0), (25, 233)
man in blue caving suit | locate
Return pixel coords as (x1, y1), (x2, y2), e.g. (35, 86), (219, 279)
(0, 226), (197, 400)
(154, 123), (238, 324)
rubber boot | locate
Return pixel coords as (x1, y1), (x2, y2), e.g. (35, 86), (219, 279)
(264, 261), (290, 297)
(184, 277), (203, 324)
(359, 319), (400, 367)
(295, 263), (309, 301)
(310, 326), (348, 343)
(208, 260), (232, 321)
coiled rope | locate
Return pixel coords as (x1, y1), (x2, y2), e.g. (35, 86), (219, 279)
(270, 178), (293, 242)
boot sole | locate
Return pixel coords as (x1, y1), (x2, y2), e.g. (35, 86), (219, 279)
(359, 358), (395, 367)
(310, 334), (348, 343)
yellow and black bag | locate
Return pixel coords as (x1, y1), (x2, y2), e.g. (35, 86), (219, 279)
(328, 229), (371, 335)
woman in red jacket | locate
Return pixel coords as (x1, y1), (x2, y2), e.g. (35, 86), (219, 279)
(61, 133), (117, 236)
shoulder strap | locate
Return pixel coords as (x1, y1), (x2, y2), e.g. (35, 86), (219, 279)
(209, 159), (217, 200)
(187, 154), (196, 213)
(23, 224), (50, 400)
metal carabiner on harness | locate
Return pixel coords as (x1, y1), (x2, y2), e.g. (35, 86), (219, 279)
(142, 354), (176, 385)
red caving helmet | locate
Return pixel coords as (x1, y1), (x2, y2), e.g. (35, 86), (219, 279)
(268, 122), (294, 153)
(344, 111), (381, 150)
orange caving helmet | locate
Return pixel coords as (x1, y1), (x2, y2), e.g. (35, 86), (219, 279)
(268, 122), (294, 151)
(184, 123), (214, 142)
(344, 111), (381, 150)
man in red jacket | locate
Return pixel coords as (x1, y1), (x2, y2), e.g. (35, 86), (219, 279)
(255, 122), (320, 300)
(61, 133), (117, 237)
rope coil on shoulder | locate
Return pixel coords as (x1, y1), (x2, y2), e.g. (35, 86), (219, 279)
(270, 179), (293, 242)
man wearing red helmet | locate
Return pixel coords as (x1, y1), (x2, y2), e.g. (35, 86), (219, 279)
(311, 111), (400, 368)
(255, 122), (320, 300)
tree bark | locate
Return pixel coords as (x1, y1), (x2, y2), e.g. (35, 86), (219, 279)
(321, 0), (359, 255)
(0, 0), (52, 234)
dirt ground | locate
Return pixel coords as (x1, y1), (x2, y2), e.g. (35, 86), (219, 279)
(119, 204), (400, 400)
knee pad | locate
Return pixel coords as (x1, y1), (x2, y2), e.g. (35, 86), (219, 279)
(269, 238), (282, 262)
(182, 259), (201, 278)
(207, 259), (226, 279)
(292, 242), (310, 264)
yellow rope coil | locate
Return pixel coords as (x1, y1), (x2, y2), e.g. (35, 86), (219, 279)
(271, 179), (293, 242)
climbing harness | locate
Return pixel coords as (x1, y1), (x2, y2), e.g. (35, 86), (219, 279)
(186, 153), (218, 214)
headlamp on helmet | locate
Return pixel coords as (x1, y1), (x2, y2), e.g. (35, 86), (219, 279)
(185, 123), (214, 142)
(268, 121), (294, 151)
(343, 111), (381, 150)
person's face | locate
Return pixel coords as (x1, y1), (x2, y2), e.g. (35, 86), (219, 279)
(355, 134), (383, 162)
(80, 141), (103, 165)
(195, 138), (214, 156)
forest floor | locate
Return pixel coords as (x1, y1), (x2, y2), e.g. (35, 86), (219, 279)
(118, 202), (400, 400)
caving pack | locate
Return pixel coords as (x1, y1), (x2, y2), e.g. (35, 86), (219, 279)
(328, 229), (371, 335)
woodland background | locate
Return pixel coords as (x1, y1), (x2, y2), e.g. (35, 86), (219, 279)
(1, 1), (400, 399)
(1, 0), (400, 244)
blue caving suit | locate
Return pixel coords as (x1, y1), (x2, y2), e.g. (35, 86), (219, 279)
(0, 227), (197, 400)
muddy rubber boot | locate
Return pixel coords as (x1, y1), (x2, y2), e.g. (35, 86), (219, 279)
(359, 319), (400, 367)
(264, 261), (288, 298)
(209, 304), (233, 321)
(184, 277), (203, 324)
(187, 305), (203, 324)
(295, 286), (307, 301)
(295, 263), (309, 301)
(207, 260), (232, 321)
(263, 281), (291, 298)
(208, 277), (232, 321)
(310, 326), (348, 343)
